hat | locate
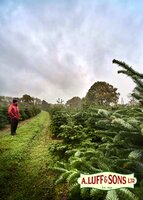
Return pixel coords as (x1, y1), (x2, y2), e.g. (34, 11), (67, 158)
(13, 98), (18, 103)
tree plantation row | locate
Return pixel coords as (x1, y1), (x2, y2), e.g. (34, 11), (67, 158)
(0, 94), (50, 129)
(48, 104), (143, 200)
(0, 105), (41, 129)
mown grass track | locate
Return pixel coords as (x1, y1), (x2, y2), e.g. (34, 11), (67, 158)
(0, 111), (63, 200)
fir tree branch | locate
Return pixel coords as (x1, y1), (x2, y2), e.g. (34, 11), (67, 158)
(112, 59), (143, 79)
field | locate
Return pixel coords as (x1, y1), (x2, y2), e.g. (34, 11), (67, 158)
(0, 106), (143, 200)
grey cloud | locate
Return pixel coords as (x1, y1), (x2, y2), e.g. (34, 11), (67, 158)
(0, 0), (143, 103)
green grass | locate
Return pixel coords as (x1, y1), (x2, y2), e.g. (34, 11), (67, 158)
(0, 111), (58, 200)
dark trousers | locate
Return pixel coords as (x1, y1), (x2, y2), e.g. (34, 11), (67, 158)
(11, 118), (18, 135)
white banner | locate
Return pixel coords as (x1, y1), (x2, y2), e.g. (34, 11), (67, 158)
(77, 172), (137, 190)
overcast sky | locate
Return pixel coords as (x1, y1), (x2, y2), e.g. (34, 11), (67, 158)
(0, 0), (143, 103)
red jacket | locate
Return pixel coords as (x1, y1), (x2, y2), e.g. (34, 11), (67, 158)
(8, 103), (20, 119)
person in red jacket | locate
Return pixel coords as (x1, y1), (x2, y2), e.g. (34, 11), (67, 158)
(8, 98), (20, 135)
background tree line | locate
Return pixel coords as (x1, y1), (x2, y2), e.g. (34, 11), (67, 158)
(1, 58), (141, 129)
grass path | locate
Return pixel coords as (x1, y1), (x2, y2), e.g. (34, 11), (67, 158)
(0, 111), (59, 200)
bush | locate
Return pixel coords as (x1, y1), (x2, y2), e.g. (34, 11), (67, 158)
(0, 106), (9, 129)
